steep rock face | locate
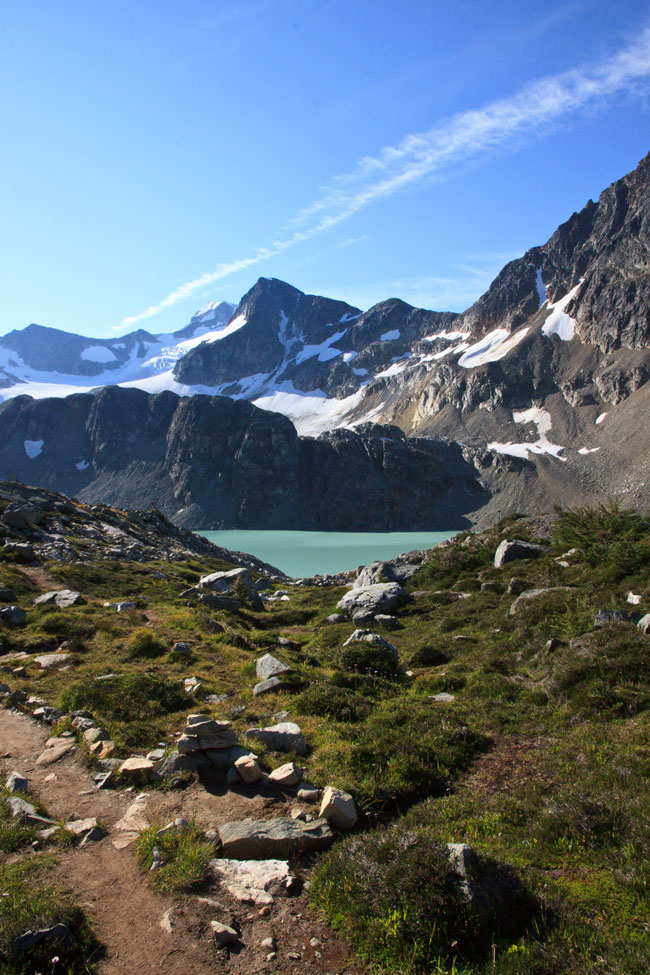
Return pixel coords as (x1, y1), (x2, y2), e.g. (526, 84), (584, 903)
(458, 151), (650, 352)
(173, 278), (459, 401)
(0, 387), (486, 530)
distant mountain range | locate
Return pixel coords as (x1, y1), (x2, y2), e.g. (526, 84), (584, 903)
(1, 151), (649, 528)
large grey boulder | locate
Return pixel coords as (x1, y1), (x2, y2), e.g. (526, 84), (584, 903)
(494, 539), (549, 569)
(2, 503), (42, 530)
(246, 721), (307, 755)
(354, 560), (420, 588)
(33, 589), (85, 608)
(0, 606), (27, 626)
(197, 592), (241, 612)
(337, 582), (408, 622)
(199, 567), (264, 611)
(256, 653), (292, 682)
(216, 816), (333, 858)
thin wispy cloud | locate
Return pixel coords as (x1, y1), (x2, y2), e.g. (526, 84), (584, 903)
(121, 27), (650, 329)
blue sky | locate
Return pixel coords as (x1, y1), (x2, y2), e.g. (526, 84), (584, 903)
(2, 0), (650, 338)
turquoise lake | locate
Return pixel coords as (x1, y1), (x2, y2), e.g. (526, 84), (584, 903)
(199, 530), (458, 578)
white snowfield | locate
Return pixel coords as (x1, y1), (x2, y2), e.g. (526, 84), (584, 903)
(541, 281), (580, 342)
(457, 327), (529, 368)
(24, 439), (44, 459)
(488, 406), (566, 462)
(80, 345), (118, 363)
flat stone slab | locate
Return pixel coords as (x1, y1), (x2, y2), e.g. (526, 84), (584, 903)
(119, 756), (154, 776)
(253, 676), (291, 697)
(36, 741), (76, 766)
(217, 816), (333, 859)
(208, 857), (294, 904)
(256, 653), (292, 682)
(33, 653), (71, 670)
(33, 589), (85, 608)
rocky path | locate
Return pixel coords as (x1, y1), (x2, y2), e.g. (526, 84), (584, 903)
(0, 708), (361, 975)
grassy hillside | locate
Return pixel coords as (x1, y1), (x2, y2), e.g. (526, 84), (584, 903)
(2, 502), (650, 973)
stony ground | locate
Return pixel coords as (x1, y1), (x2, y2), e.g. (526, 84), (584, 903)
(0, 707), (361, 975)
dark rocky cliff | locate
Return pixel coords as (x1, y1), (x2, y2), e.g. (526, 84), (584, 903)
(0, 387), (486, 530)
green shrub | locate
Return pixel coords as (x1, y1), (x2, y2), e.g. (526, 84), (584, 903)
(126, 628), (166, 659)
(136, 821), (213, 893)
(0, 859), (99, 973)
(297, 682), (372, 723)
(312, 825), (539, 972)
(338, 643), (399, 678)
(58, 674), (190, 746)
(553, 503), (650, 582)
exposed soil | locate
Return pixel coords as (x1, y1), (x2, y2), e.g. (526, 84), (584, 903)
(0, 708), (363, 975)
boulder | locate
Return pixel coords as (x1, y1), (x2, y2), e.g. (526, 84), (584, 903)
(2, 503), (42, 530)
(203, 746), (258, 771)
(235, 755), (264, 784)
(157, 751), (208, 776)
(211, 920), (240, 945)
(253, 676), (291, 697)
(199, 567), (264, 610)
(36, 741), (75, 766)
(494, 539), (548, 569)
(217, 816), (333, 858)
(83, 727), (110, 745)
(197, 592), (241, 611)
(208, 857), (294, 905)
(33, 652), (70, 669)
(0, 606), (27, 626)
(594, 609), (642, 628)
(171, 641), (191, 656)
(8, 796), (56, 826)
(32, 705), (63, 723)
(256, 653), (292, 682)
(374, 614), (402, 629)
(638, 614), (650, 634)
(184, 714), (233, 737)
(325, 613), (347, 624)
(297, 783), (320, 804)
(2, 542), (36, 562)
(337, 582), (408, 622)
(119, 756), (154, 776)
(6, 771), (29, 794)
(12, 923), (73, 959)
(33, 589), (85, 608)
(64, 817), (104, 843)
(319, 786), (357, 830)
(246, 721), (307, 755)
(268, 762), (303, 787)
(354, 560), (420, 588)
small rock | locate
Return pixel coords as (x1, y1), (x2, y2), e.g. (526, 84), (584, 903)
(33, 589), (85, 608)
(319, 786), (357, 830)
(268, 762), (303, 787)
(171, 641), (191, 656)
(33, 652), (70, 670)
(638, 614), (650, 635)
(6, 771), (29, 794)
(211, 920), (240, 945)
(84, 727), (110, 745)
(256, 653), (292, 682)
(119, 756), (154, 776)
(253, 676), (290, 696)
(160, 908), (174, 933)
(432, 692), (455, 703)
(260, 936), (276, 950)
(296, 783), (320, 804)
(235, 755), (263, 784)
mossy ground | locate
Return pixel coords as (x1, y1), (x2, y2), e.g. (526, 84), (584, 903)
(2, 504), (650, 973)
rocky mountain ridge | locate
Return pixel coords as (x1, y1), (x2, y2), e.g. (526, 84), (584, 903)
(0, 387), (486, 530)
(0, 151), (649, 524)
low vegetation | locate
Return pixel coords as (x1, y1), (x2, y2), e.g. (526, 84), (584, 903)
(2, 502), (650, 973)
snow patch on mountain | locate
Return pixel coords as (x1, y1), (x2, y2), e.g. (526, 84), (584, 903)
(536, 268), (547, 307)
(458, 328), (529, 368)
(81, 346), (118, 363)
(488, 406), (566, 462)
(380, 329), (400, 341)
(252, 381), (365, 436)
(295, 329), (346, 364)
(24, 439), (44, 459)
(542, 282), (580, 341)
